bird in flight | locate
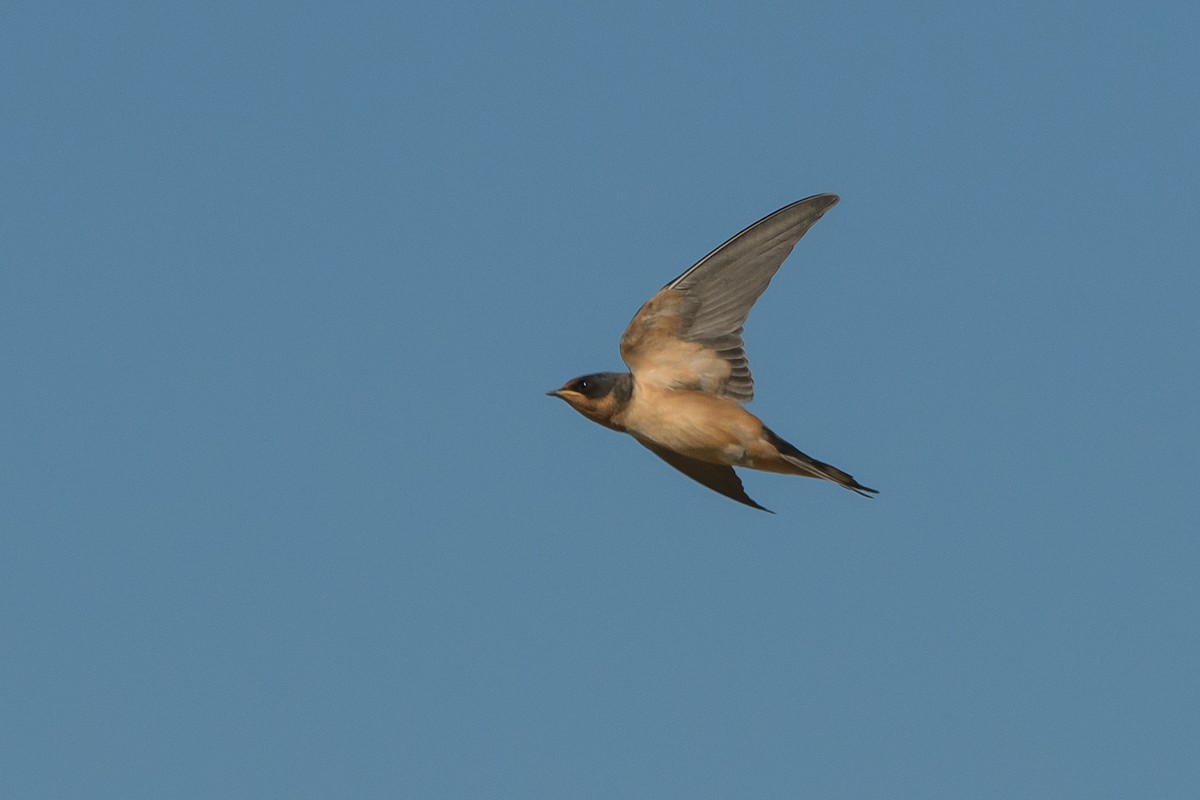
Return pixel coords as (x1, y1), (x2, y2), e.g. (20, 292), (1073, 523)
(548, 194), (876, 511)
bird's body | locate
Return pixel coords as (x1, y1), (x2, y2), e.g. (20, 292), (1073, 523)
(549, 194), (875, 511)
(620, 385), (758, 464)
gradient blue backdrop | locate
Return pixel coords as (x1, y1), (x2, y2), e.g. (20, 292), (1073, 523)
(4, 2), (1198, 797)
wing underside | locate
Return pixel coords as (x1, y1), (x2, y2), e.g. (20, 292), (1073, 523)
(619, 194), (839, 402)
(637, 439), (771, 512)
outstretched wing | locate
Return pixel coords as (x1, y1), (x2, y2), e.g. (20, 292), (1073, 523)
(637, 439), (771, 512)
(619, 194), (838, 402)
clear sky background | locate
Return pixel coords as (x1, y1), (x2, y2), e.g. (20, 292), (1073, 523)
(3, 2), (1198, 797)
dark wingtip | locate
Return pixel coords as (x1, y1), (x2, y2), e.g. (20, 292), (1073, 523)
(813, 192), (839, 208)
(738, 491), (772, 513)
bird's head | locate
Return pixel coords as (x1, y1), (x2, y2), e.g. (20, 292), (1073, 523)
(546, 372), (632, 431)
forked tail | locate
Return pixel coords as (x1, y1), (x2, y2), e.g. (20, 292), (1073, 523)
(762, 427), (878, 498)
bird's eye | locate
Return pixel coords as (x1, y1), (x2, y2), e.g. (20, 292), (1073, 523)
(578, 380), (590, 391)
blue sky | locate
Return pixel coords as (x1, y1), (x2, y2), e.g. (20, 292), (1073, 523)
(3, 1), (1198, 797)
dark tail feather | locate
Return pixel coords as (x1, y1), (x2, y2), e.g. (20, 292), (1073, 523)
(763, 427), (878, 498)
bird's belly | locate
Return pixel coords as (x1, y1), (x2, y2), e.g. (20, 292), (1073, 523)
(621, 389), (758, 465)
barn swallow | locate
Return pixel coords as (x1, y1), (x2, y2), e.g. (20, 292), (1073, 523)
(548, 194), (876, 511)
